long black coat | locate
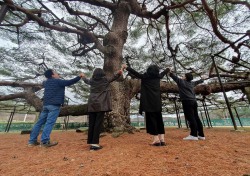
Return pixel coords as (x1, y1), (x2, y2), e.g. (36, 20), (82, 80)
(83, 72), (121, 112)
(126, 67), (166, 114)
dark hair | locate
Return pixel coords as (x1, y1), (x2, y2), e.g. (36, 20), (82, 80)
(185, 73), (193, 82)
(44, 69), (53, 78)
(92, 68), (106, 79)
(146, 65), (159, 77)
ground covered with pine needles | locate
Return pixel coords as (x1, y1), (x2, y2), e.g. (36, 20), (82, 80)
(0, 127), (249, 176)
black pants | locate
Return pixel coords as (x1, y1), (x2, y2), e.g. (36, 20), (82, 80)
(182, 100), (204, 137)
(87, 112), (105, 144)
(145, 112), (165, 135)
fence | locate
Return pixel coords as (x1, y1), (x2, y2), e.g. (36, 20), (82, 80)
(0, 122), (88, 132)
(131, 118), (250, 127)
(0, 118), (249, 132)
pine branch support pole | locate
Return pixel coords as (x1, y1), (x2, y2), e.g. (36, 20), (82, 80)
(173, 99), (181, 128)
(234, 107), (243, 128)
(211, 56), (238, 130)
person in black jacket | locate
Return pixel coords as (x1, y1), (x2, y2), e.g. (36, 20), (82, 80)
(167, 69), (206, 141)
(82, 67), (124, 150)
(123, 64), (167, 146)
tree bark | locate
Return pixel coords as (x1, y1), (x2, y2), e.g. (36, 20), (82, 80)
(101, 1), (135, 133)
(59, 104), (88, 116)
(0, 4), (8, 24)
(243, 74), (250, 103)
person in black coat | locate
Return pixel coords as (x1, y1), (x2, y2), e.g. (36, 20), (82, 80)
(167, 69), (206, 141)
(122, 64), (167, 146)
(82, 67), (123, 150)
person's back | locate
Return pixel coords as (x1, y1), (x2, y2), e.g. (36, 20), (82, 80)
(83, 68), (122, 112)
(124, 64), (167, 146)
(43, 72), (82, 106)
(28, 69), (83, 148)
(88, 77), (110, 93)
(43, 79), (66, 106)
(168, 70), (206, 141)
(169, 72), (203, 101)
(82, 67), (123, 150)
(140, 73), (162, 112)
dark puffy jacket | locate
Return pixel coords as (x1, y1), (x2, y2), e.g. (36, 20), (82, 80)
(126, 67), (167, 114)
(83, 72), (121, 112)
(43, 76), (81, 106)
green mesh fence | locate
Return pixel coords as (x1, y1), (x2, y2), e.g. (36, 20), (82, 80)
(0, 118), (249, 132)
(131, 118), (250, 127)
(0, 122), (88, 132)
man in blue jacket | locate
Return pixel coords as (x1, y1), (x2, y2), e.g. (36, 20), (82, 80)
(28, 69), (84, 147)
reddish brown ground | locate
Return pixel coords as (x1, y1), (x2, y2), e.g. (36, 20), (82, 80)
(0, 127), (249, 176)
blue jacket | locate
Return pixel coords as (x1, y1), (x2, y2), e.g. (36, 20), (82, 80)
(42, 76), (81, 106)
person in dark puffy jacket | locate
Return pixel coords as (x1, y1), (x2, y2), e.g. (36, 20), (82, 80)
(167, 69), (206, 141)
(123, 64), (168, 146)
(82, 67), (124, 151)
(28, 69), (84, 148)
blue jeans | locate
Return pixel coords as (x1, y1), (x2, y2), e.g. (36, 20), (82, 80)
(29, 105), (60, 144)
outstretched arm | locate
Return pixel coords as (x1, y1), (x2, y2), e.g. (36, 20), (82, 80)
(107, 70), (123, 83)
(122, 64), (143, 79)
(165, 68), (182, 84)
(80, 73), (91, 85)
(159, 68), (169, 79)
(194, 79), (204, 86)
(58, 73), (84, 86)
(82, 78), (91, 85)
(194, 75), (208, 86)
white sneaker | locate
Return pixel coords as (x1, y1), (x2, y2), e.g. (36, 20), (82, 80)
(183, 135), (198, 141)
(198, 136), (205, 140)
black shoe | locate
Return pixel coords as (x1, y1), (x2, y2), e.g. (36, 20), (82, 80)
(90, 145), (103, 151)
(160, 141), (166, 146)
(150, 142), (161, 146)
(40, 141), (58, 148)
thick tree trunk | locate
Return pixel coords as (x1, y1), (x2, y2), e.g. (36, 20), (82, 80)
(104, 81), (134, 133)
(102, 1), (135, 133)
